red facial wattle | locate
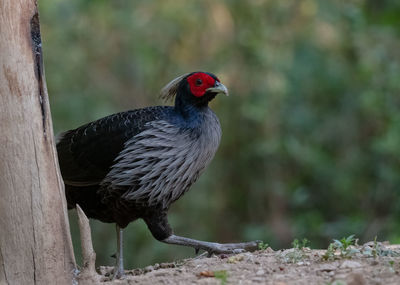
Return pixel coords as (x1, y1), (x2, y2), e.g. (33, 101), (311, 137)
(187, 73), (218, 97)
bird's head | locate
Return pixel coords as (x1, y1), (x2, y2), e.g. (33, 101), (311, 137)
(160, 72), (228, 109)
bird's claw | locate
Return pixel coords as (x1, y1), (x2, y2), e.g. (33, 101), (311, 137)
(111, 268), (126, 280)
(163, 235), (261, 258)
(202, 240), (260, 257)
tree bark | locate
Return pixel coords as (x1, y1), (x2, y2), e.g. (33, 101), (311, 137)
(0, 1), (76, 284)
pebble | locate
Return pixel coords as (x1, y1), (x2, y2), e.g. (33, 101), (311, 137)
(160, 262), (175, 268)
(371, 260), (379, 266)
(132, 268), (143, 275)
(340, 260), (362, 269)
(265, 247), (274, 253)
(251, 277), (265, 283)
(256, 269), (265, 276)
(319, 264), (336, 272)
(154, 271), (167, 277)
(346, 273), (366, 285)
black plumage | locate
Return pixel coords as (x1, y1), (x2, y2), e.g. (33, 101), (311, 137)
(57, 72), (258, 278)
(58, 107), (172, 224)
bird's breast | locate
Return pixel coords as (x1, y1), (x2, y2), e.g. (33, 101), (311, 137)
(101, 108), (221, 208)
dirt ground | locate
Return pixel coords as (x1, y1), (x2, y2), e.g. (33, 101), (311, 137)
(92, 242), (400, 285)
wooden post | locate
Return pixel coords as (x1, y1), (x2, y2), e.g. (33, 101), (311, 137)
(0, 0), (76, 284)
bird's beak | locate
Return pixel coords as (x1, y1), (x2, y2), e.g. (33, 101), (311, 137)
(206, 81), (229, 96)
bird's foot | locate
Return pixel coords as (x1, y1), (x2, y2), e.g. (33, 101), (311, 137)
(163, 235), (261, 257)
(200, 240), (262, 257)
(111, 266), (125, 280)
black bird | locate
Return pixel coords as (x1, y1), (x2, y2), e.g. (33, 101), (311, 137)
(57, 72), (259, 278)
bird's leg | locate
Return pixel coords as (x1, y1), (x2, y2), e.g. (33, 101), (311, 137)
(143, 210), (260, 257)
(112, 225), (125, 279)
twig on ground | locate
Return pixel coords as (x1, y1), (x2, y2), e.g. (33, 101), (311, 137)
(76, 204), (101, 284)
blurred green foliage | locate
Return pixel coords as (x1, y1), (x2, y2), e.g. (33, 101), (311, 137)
(39, 0), (400, 268)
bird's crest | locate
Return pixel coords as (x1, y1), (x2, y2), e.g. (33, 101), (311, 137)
(159, 73), (190, 102)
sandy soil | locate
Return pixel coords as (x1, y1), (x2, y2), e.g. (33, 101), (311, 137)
(92, 242), (400, 285)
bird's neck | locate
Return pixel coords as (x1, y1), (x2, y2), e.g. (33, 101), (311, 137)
(174, 95), (209, 119)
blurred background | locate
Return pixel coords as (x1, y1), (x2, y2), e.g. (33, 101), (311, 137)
(39, 0), (400, 268)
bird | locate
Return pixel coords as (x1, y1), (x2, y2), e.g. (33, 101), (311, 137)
(56, 71), (259, 279)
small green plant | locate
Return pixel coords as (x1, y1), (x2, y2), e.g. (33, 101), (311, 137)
(323, 234), (359, 260)
(372, 236), (378, 258)
(292, 238), (310, 249)
(361, 237), (400, 258)
(371, 236), (378, 258)
(258, 241), (269, 250)
(214, 270), (228, 285)
(335, 234), (357, 251)
(322, 243), (336, 261)
(388, 260), (395, 273)
(278, 237), (310, 263)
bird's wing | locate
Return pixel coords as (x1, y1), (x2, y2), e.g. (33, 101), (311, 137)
(100, 116), (221, 208)
(56, 106), (171, 186)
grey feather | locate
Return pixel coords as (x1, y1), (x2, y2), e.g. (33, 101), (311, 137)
(100, 108), (221, 208)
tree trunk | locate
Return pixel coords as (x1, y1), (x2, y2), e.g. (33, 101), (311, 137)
(0, 1), (76, 284)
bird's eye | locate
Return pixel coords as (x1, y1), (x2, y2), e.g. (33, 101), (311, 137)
(195, 78), (202, 86)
